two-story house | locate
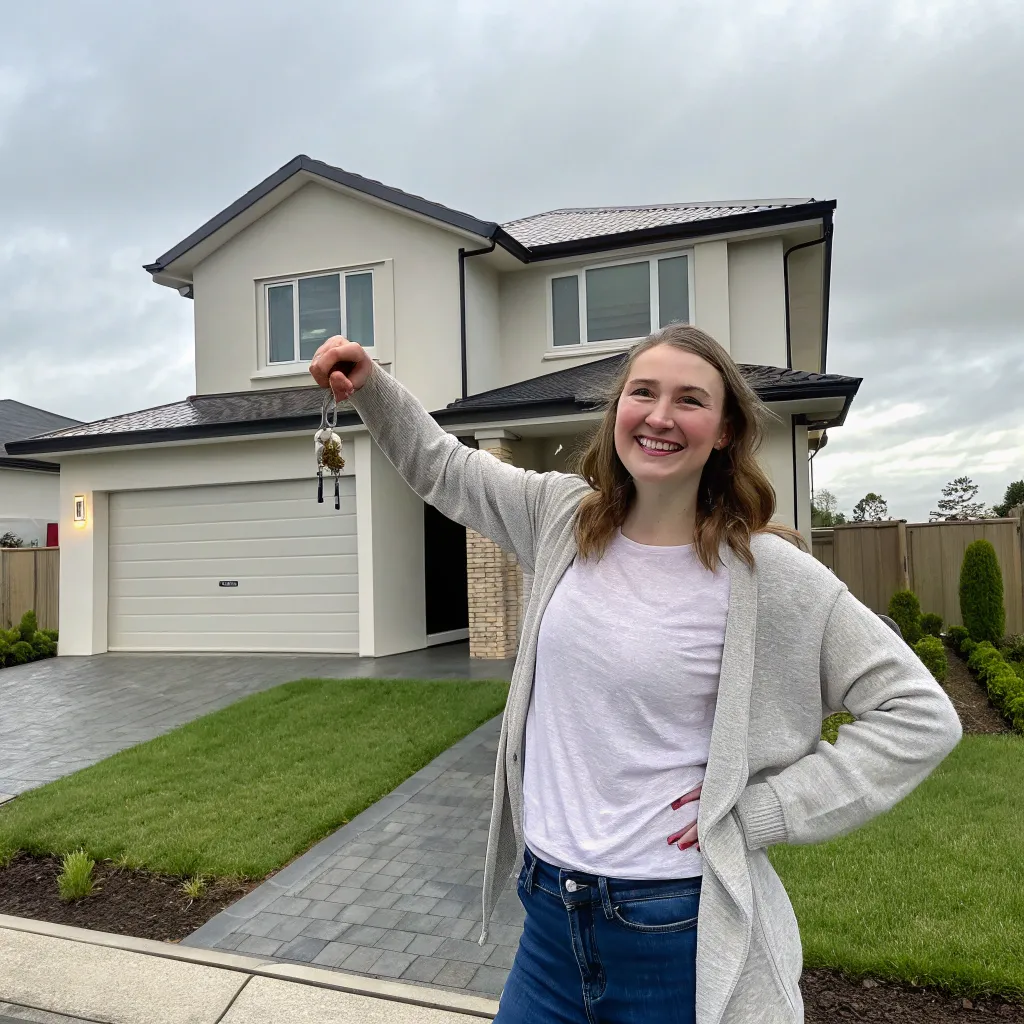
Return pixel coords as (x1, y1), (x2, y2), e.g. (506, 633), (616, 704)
(8, 155), (860, 659)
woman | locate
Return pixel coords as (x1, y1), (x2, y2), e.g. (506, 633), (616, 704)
(309, 324), (961, 1024)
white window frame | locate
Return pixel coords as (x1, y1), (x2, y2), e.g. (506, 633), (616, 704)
(264, 267), (376, 365)
(545, 249), (694, 351)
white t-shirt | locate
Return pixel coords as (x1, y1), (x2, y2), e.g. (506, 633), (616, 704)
(522, 529), (730, 879)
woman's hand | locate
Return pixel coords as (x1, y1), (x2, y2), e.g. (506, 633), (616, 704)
(308, 336), (375, 402)
(667, 782), (702, 852)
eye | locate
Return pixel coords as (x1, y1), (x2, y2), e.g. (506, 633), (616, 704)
(680, 396), (705, 407)
(630, 386), (654, 398)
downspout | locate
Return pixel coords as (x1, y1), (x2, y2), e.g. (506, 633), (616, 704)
(458, 241), (497, 400)
(783, 224), (829, 370)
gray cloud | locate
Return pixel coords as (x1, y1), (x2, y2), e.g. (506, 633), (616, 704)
(1, 0), (1022, 519)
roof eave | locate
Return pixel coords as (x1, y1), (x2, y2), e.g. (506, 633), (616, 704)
(0, 455), (61, 472)
(513, 200), (839, 263)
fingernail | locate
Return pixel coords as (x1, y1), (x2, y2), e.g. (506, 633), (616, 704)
(671, 798), (682, 810)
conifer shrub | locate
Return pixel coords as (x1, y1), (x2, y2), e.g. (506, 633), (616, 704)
(888, 590), (922, 645)
(959, 540), (1005, 644)
(913, 635), (948, 683)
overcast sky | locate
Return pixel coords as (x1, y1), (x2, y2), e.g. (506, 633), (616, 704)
(1, 0), (1021, 521)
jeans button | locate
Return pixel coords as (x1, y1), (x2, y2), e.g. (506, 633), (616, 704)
(565, 879), (577, 892)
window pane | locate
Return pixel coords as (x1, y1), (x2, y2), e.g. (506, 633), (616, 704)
(551, 275), (580, 347)
(268, 285), (295, 363)
(586, 262), (650, 342)
(658, 256), (689, 327)
(345, 272), (375, 347)
(298, 274), (341, 360)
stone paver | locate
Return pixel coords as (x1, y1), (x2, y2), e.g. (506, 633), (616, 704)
(0, 645), (512, 795)
(186, 716), (522, 998)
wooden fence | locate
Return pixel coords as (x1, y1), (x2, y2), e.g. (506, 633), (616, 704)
(0, 547), (60, 632)
(813, 509), (1024, 634)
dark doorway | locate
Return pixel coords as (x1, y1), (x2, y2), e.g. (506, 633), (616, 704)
(424, 503), (469, 636)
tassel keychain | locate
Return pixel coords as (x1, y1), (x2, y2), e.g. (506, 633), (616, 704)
(314, 390), (345, 509)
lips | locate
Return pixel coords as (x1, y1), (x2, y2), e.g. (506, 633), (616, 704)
(636, 435), (685, 456)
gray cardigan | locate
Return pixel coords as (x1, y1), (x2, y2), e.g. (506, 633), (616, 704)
(349, 368), (962, 1024)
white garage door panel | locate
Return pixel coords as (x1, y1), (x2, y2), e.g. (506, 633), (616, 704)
(110, 554), (359, 581)
(108, 478), (358, 653)
(108, 532), (357, 562)
(111, 574), (358, 599)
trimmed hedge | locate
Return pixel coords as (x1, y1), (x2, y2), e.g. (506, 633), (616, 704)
(960, 637), (1024, 734)
(0, 611), (58, 668)
(888, 590), (922, 645)
(920, 612), (943, 638)
(913, 635), (948, 683)
(959, 540), (1005, 644)
(946, 625), (970, 651)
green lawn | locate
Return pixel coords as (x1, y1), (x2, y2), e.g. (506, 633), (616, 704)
(770, 732), (1024, 1001)
(0, 677), (509, 879)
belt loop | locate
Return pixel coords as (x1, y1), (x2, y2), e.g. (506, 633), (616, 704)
(523, 849), (537, 895)
(598, 875), (614, 921)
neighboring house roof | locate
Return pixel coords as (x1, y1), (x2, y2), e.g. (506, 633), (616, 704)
(144, 154), (836, 277)
(0, 399), (82, 472)
(7, 357), (861, 456)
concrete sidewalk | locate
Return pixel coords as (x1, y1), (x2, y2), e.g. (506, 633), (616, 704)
(0, 914), (497, 1023)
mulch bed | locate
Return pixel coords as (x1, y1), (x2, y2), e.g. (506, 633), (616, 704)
(0, 638), (1018, 1021)
(0, 852), (256, 942)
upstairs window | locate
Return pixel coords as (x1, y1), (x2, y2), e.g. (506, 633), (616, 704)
(267, 270), (375, 363)
(550, 252), (691, 348)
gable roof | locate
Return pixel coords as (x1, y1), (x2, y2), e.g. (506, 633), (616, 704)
(0, 399), (82, 471)
(7, 356), (860, 457)
(144, 154), (836, 279)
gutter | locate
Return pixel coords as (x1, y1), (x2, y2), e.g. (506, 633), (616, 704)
(458, 241), (497, 400)
(0, 456), (60, 473)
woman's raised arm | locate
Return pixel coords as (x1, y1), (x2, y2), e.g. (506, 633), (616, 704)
(309, 336), (581, 570)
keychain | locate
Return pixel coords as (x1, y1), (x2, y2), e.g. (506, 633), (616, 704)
(314, 390), (345, 509)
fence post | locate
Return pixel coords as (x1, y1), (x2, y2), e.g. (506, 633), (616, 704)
(897, 520), (910, 593)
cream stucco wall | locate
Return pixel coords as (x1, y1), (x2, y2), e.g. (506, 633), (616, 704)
(759, 414), (811, 537)
(464, 260), (502, 396)
(0, 468), (60, 545)
(191, 182), (469, 413)
(786, 244), (824, 372)
(51, 432), (437, 659)
(728, 238), (787, 368)
(692, 240), (731, 351)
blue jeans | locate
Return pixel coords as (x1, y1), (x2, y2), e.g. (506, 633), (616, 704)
(495, 847), (702, 1024)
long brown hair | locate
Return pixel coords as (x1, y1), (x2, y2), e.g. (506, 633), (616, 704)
(572, 324), (805, 571)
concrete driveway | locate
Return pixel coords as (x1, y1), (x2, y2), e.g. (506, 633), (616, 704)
(0, 645), (514, 800)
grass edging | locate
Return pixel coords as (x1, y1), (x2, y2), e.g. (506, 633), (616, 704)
(0, 677), (509, 879)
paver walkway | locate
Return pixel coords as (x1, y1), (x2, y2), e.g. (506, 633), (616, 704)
(186, 717), (521, 999)
(0, 645), (513, 797)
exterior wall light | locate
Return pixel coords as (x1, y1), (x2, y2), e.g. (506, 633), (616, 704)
(73, 495), (87, 527)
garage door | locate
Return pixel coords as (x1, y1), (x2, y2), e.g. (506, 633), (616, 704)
(108, 478), (357, 653)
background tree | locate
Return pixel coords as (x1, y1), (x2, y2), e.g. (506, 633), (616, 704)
(930, 476), (987, 521)
(852, 492), (888, 522)
(811, 488), (847, 527)
(992, 479), (1024, 518)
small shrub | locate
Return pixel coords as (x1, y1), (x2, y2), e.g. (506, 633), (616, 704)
(946, 625), (970, 651)
(17, 610), (38, 644)
(57, 849), (96, 902)
(181, 875), (207, 900)
(959, 540), (1005, 644)
(9, 641), (33, 665)
(1001, 634), (1024, 663)
(30, 631), (56, 658)
(914, 635), (948, 683)
(920, 613), (943, 638)
(961, 637), (978, 657)
(42, 628), (59, 643)
(888, 590), (922, 645)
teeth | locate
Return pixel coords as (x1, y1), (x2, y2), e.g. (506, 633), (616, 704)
(639, 437), (682, 452)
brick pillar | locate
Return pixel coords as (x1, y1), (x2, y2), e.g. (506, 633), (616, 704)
(467, 432), (524, 659)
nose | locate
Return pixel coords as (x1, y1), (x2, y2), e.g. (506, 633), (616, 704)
(645, 402), (675, 431)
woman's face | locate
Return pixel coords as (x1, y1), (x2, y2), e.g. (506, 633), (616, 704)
(614, 344), (729, 491)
